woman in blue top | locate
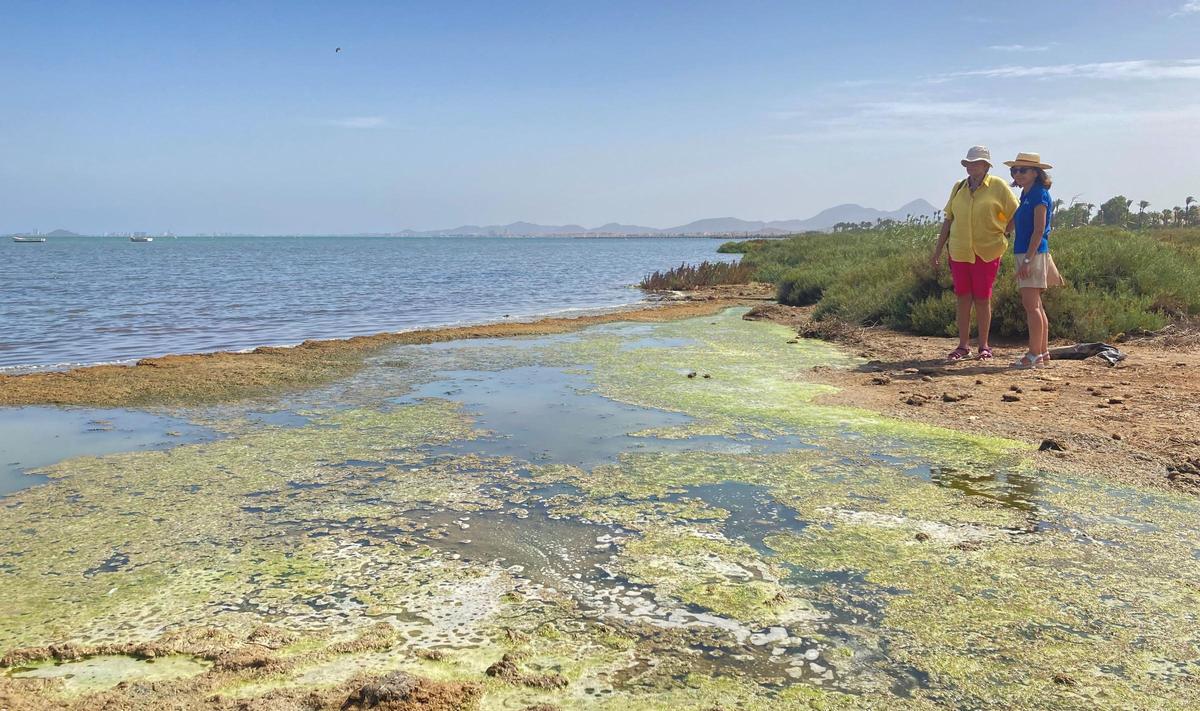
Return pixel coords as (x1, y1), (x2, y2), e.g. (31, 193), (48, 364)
(1006, 152), (1065, 369)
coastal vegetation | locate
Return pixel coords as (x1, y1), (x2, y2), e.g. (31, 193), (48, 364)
(718, 224), (1200, 343)
(716, 238), (773, 254)
(1058, 194), (1199, 229)
(639, 260), (754, 290)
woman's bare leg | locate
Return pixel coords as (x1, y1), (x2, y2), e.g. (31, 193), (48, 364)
(1020, 287), (1044, 355)
(974, 297), (992, 350)
(1039, 292), (1050, 355)
(956, 293), (973, 349)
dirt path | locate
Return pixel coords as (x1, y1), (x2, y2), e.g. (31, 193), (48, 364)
(748, 302), (1200, 494)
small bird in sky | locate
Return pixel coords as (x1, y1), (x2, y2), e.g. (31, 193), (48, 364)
(335, 47), (342, 53)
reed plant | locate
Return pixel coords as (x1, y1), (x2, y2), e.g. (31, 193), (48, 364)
(639, 260), (754, 291)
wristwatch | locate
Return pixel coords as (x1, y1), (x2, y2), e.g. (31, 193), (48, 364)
(1022, 257), (1031, 264)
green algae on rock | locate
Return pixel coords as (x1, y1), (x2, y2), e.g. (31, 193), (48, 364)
(619, 524), (820, 626)
(765, 515), (1200, 708)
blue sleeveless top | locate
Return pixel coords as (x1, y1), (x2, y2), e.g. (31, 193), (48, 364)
(1013, 184), (1051, 255)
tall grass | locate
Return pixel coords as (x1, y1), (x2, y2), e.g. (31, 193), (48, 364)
(639, 260), (754, 291)
(734, 225), (1200, 342)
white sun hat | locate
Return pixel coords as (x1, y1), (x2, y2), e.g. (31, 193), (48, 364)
(960, 145), (992, 167)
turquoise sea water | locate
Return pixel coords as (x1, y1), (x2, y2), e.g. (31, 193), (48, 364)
(0, 235), (735, 371)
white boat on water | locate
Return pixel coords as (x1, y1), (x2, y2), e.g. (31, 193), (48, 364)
(12, 236), (46, 243)
(129, 236), (154, 242)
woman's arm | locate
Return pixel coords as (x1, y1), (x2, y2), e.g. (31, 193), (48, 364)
(1017, 204), (1047, 279)
(931, 217), (952, 268)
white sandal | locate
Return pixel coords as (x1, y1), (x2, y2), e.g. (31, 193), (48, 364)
(1012, 352), (1039, 370)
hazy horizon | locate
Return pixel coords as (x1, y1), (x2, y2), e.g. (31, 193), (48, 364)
(10, 197), (941, 236)
(3, 1), (1198, 234)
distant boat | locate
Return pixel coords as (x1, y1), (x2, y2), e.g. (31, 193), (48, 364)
(12, 236), (46, 243)
(129, 236), (154, 242)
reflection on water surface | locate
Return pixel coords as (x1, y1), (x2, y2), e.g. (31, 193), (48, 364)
(0, 407), (214, 496)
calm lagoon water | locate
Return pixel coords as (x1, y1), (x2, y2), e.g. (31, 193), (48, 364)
(0, 235), (736, 371)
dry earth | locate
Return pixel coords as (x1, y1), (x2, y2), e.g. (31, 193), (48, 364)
(747, 302), (1200, 495)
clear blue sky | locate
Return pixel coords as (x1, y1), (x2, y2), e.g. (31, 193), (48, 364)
(2, 0), (1198, 233)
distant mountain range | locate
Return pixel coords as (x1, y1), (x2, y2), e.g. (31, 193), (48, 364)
(7, 200), (939, 238)
(393, 199), (938, 237)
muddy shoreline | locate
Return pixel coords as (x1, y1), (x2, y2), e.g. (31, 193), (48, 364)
(0, 286), (773, 408)
(4, 284), (1195, 496)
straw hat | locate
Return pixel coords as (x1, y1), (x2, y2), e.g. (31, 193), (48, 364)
(960, 145), (992, 166)
(1004, 152), (1053, 169)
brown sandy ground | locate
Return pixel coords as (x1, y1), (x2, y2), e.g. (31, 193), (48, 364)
(746, 303), (1200, 495)
(0, 285), (774, 408)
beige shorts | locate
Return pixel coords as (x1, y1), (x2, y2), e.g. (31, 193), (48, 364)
(1016, 252), (1065, 290)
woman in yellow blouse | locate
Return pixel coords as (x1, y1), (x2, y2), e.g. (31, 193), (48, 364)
(931, 145), (1019, 360)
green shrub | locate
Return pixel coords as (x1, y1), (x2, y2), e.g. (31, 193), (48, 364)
(989, 276), (1027, 338)
(776, 267), (829, 306)
(743, 224), (1200, 342)
(717, 239), (771, 254)
(909, 292), (958, 337)
(1048, 288), (1167, 342)
(814, 256), (925, 328)
(754, 261), (800, 286)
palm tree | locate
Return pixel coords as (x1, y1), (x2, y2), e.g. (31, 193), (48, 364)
(1138, 200), (1150, 228)
(1162, 208), (1174, 226)
(1187, 196), (1197, 226)
(1064, 195), (1082, 227)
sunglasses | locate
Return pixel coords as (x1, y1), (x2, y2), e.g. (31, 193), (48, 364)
(1009, 166), (1035, 175)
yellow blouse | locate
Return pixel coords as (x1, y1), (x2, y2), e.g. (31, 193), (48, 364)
(943, 174), (1019, 262)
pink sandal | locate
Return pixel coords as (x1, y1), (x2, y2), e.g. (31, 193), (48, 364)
(977, 347), (993, 361)
(947, 346), (971, 361)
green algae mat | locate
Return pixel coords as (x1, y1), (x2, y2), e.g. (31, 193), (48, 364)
(2, 308), (1198, 710)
